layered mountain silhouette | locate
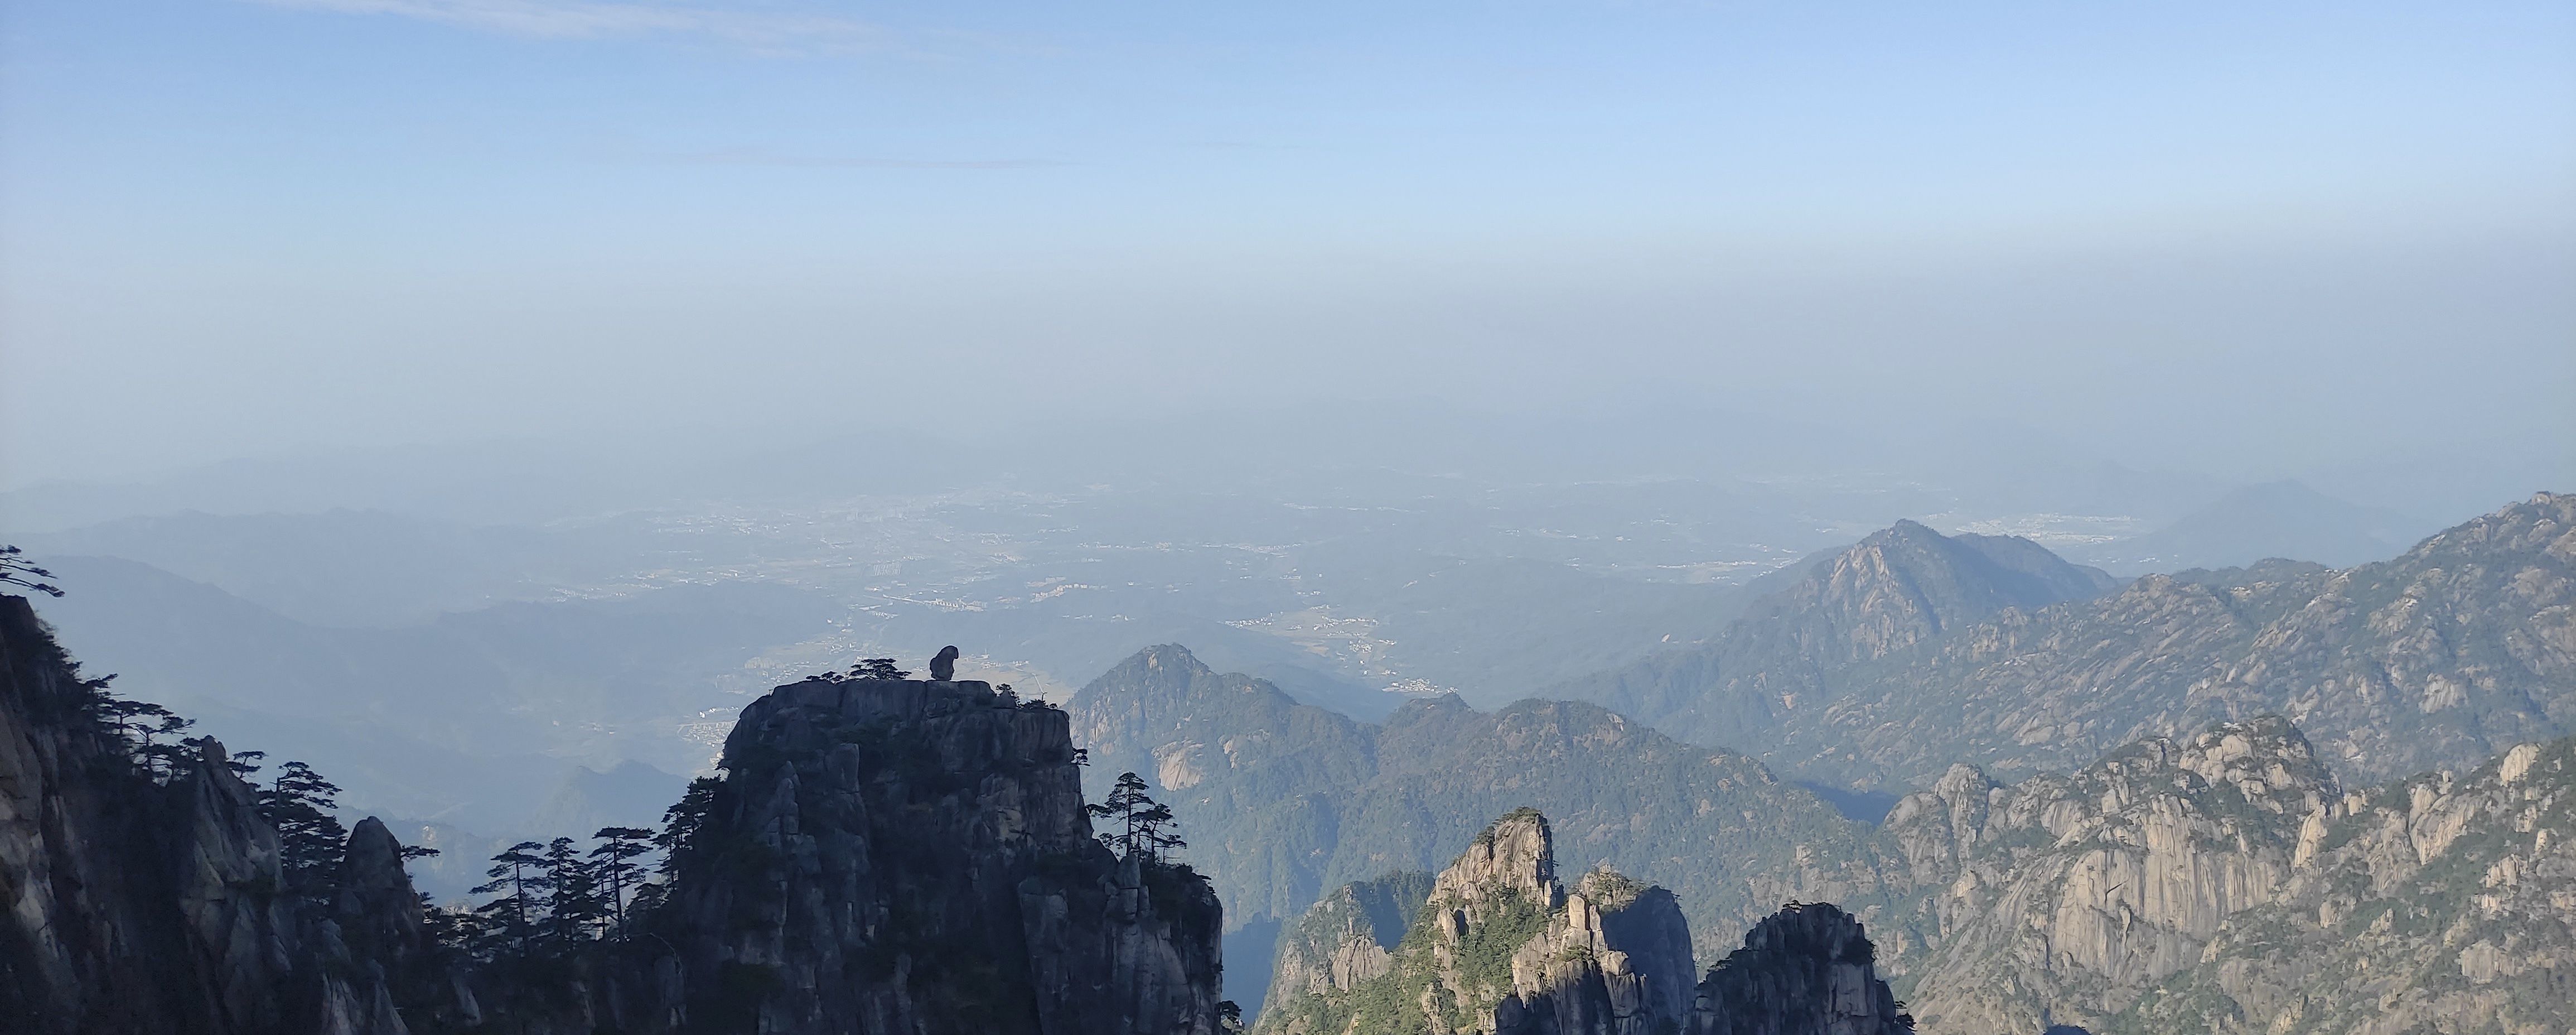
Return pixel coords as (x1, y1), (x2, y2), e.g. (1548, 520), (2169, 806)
(1560, 493), (2576, 790)
(1063, 646), (1918, 1015)
(11, 489), (2573, 1034)
(1061, 491), (2576, 1033)
(1072, 642), (2576, 1033)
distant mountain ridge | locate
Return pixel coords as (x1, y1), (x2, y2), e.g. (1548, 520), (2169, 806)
(1552, 520), (2118, 757)
(1560, 493), (2575, 791)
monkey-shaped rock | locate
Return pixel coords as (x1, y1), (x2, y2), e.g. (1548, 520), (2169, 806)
(930, 645), (960, 681)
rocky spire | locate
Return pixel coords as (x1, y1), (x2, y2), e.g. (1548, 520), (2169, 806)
(1258, 808), (1695, 1035)
(1689, 902), (1912, 1035)
(1431, 807), (1562, 922)
(649, 675), (1225, 1035)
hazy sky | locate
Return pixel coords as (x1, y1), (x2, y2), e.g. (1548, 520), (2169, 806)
(3, 1), (2570, 487)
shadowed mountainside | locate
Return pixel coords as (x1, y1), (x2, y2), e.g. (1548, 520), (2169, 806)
(1066, 645), (1927, 1017)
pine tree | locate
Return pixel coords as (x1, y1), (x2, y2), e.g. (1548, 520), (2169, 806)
(540, 837), (605, 942)
(1088, 771), (1154, 856)
(589, 826), (655, 936)
(1135, 801), (1185, 864)
(132, 711), (196, 779)
(1085, 771), (1183, 862)
(655, 777), (721, 875)
(472, 840), (552, 949)
(850, 657), (910, 680)
(0, 545), (62, 597)
(261, 761), (349, 907)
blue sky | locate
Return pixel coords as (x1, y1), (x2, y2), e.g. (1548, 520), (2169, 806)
(3, 1), (2571, 485)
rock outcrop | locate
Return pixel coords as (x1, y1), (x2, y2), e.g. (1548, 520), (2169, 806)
(5, 590), (1226, 1035)
(1691, 902), (1913, 1035)
(0, 593), (436, 1035)
(2106, 734), (2576, 1034)
(648, 675), (1224, 1035)
(1255, 808), (1697, 1035)
(1267, 872), (1436, 1003)
(1887, 716), (2333, 1034)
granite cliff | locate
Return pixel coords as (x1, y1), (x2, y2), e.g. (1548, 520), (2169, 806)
(644, 673), (1225, 1034)
(1885, 716), (2335, 1033)
(3, 591), (1226, 1034)
(1254, 809), (1697, 1035)
(0, 593), (447, 1034)
(1690, 902), (1913, 1035)
(1881, 714), (2576, 1034)
(2108, 733), (2576, 1034)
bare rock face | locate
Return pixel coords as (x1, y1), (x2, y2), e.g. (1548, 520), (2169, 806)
(170, 736), (304, 1032)
(1888, 716), (2333, 1033)
(2108, 734), (2576, 1034)
(4, 594), (1217, 1035)
(1689, 902), (1913, 1035)
(1, 590), (229, 1033)
(0, 593), (433, 1035)
(1267, 872), (1436, 1001)
(650, 676), (1224, 1035)
(1256, 808), (1696, 1035)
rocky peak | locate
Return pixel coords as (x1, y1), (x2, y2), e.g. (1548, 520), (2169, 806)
(656, 674), (1225, 1035)
(2113, 729), (2576, 1033)
(1688, 902), (1912, 1035)
(1562, 518), (2118, 753)
(1434, 807), (1562, 916)
(1882, 763), (2001, 882)
(334, 816), (427, 969)
(1785, 521), (2116, 662)
(1256, 808), (1697, 1035)
(2170, 715), (2335, 807)
(1896, 716), (2336, 1034)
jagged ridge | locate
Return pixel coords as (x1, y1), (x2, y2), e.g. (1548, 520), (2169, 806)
(1256, 809), (1697, 1035)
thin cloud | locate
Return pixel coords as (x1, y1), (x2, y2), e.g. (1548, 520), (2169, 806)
(252, 0), (892, 54)
(664, 147), (1068, 170)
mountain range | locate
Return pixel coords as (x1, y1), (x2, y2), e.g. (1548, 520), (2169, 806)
(1062, 645), (1921, 1015)
(8, 487), (2572, 1033)
(1558, 492), (2576, 791)
(1062, 491), (2576, 1031)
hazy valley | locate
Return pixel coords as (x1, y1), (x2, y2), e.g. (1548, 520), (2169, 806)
(8, 441), (2572, 1032)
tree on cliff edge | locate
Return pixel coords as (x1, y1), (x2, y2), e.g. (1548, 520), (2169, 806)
(1089, 771), (1187, 864)
(1, 545), (63, 596)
